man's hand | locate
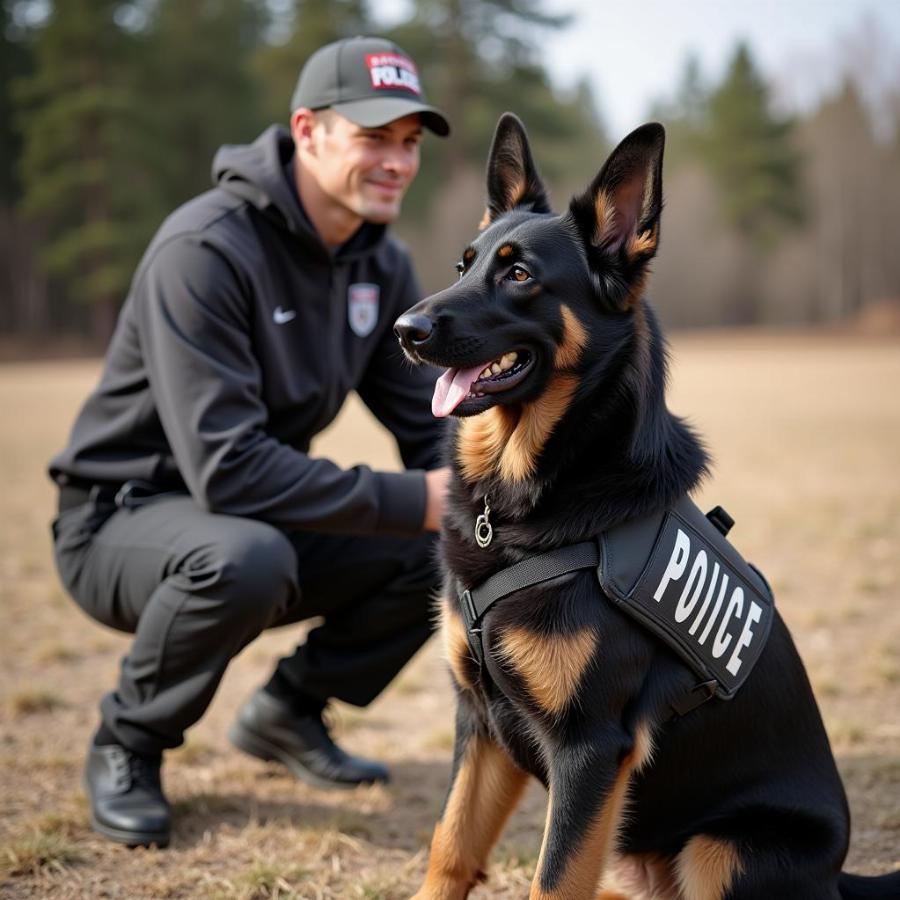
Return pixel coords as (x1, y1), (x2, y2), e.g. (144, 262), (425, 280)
(423, 467), (450, 532)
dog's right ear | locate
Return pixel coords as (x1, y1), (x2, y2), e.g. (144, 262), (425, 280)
(479, 113), (551, 229)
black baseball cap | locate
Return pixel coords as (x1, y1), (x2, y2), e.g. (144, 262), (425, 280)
(291, 36), (450, 137)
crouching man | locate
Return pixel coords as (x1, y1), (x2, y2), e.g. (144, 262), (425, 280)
(49, 36), (450, 848)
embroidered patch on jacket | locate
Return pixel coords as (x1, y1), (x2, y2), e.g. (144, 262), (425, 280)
(348, 282), (379, 337)
(365, 53), (421, 95)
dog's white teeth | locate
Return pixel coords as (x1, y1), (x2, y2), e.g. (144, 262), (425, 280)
(477, 352), (518, 382)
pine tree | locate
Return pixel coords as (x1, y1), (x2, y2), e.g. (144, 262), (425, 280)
(799, 79), (898, 320)
(650, 54), (709, 172)
(388, 0), (571, 172)
(16, 1), (160, 340)
(384, 0), (607, 224)
(1, 4), (30, 208)
(1, 2), (37, 332)
(252, 0), (371, 128)
(702, 43), (805, 321)
(704, 44), (804, 247)
(142, 0), (271, 212)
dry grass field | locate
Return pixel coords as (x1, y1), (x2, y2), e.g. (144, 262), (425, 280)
(1, 331), (899, 898)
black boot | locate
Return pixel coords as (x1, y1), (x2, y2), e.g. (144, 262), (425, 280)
(84, 743), (171, 847)
(228, 689), (389, 789)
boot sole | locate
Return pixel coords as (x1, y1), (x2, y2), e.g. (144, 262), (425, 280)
(228, 722), (383, 791)
(89, 813), (170, 848)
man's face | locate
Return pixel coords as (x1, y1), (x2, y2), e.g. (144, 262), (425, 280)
(308, 111), (422, 225)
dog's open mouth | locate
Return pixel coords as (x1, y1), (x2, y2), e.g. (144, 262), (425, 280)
(432, 349), (534, 418)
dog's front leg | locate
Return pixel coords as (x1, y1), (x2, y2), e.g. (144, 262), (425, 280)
(529, 723), (652, 900)
(413, 702), (529, 900)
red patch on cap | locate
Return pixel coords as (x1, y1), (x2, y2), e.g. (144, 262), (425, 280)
(365, 53), (421, 96)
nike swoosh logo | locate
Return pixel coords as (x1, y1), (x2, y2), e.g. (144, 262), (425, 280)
(273, 307), (296, 325)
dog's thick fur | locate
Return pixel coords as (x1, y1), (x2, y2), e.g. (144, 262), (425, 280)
(395, 115), (900, 899)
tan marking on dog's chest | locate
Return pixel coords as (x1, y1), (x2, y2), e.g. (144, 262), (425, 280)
(499, 374), (578, 482)
(456, 375), (577, 484)
(457, 406), (518, 482)
(439, 597), (476, 692)
(674, 836), (744, 900)
(497, 625), (596, 715)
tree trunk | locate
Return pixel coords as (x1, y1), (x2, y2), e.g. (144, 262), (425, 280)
(730, 241), (761, 324)
(1, 209), (49, 336)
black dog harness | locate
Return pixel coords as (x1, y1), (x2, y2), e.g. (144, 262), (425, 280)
(458, 496), (775, 717)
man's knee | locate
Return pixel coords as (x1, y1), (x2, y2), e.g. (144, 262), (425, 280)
(177, 519), (298, 625)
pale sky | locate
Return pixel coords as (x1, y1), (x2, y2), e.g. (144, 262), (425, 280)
(539, 0), (900, 137)
(378, 0), (900, 138)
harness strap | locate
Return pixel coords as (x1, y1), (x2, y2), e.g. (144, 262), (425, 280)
(458, 541), (599, 645)
(457, 537), (720, 719)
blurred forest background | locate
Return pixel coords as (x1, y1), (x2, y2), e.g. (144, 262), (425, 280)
(2, 0), (900, 349)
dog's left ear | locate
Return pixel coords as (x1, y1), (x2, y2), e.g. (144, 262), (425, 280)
(480, 112), (552, 229)
(569, 123), (665, 305)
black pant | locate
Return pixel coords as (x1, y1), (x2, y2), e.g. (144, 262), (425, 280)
(52, 491), (438, 757)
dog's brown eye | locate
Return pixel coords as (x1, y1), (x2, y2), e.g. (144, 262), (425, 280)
(509, 265), (531, 283)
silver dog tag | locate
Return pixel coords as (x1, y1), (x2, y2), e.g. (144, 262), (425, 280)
(475, 496), (493, 548)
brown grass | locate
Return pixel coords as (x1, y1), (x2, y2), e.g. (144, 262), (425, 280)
(1, 332), (899, 897)
(7, 687), (63, 717)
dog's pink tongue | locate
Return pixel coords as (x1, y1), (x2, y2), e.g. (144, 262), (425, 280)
(432, 365), (485, 418)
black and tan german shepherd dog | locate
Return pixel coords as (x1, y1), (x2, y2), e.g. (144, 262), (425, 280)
(394, 114), (900, 900)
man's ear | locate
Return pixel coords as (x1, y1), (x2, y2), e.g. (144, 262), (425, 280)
(291, 108), (320, 155)
(569, 123), (665, 282)
(480, 113), (552, 229)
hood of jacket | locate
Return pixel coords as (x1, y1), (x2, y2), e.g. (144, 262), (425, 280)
(212, 124), (387, 261)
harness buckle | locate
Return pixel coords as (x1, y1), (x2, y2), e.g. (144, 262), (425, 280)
(460, 589), (478, 631)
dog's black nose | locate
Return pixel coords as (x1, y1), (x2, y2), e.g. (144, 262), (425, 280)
(394, 312), (434, 345)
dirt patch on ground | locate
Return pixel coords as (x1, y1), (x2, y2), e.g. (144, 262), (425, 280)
(1, 333), (898, 898)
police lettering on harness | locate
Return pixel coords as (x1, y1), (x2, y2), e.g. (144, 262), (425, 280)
(597, 496), (774, 700)
(653, 528), (764, 679)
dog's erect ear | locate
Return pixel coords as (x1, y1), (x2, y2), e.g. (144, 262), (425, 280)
(481, 113), (551, 229)
(569, 123), (665, 299)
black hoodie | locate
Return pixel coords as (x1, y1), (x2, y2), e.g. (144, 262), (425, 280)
(49, 126), (444, 535)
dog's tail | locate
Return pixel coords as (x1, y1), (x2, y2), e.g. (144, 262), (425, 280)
(838, 869), (900, 898)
